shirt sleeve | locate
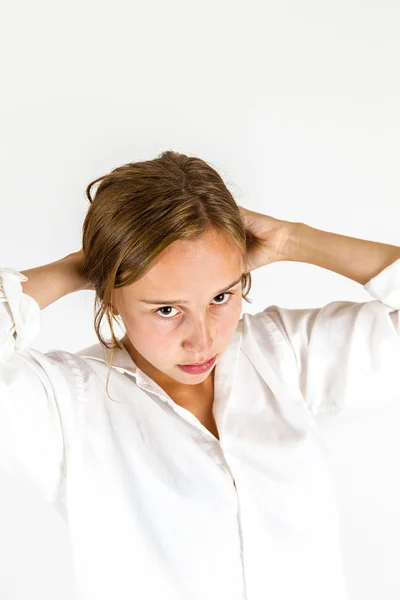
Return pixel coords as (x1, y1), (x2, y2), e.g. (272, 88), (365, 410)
(0, 267), (69, 505)
(254, 258), (400, 416)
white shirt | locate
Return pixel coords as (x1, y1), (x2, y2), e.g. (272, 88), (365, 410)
(1, 259), (400, 600)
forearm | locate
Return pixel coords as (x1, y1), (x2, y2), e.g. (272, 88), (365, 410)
(19, 252), (87, 311)
(283, 222), (400, 285)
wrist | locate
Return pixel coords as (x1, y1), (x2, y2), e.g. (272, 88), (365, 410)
(60, 251), (90, 292)
(278, 221), (304, 262)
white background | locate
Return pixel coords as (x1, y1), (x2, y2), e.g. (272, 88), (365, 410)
(1, 0), (400, 598)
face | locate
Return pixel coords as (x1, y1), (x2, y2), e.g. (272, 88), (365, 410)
(111, 229), (244, 396)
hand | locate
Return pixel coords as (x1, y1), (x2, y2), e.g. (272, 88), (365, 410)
(238, 205), (293, 272)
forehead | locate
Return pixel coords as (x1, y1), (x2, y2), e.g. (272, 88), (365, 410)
(120, 231), (244, 302)
(154, 230), (242, 268)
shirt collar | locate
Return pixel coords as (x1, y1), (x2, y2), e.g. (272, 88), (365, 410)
(76, 340), (156, 392)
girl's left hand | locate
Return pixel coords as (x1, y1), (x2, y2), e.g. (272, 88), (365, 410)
(238, 205), (293, 272)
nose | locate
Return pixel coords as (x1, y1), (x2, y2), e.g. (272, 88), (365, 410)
(182, 316), (214, 359)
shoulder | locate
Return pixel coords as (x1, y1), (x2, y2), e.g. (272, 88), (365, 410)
(241, 305), (296, 349)
(16, 342), (106, 392)
(240, 307), (300, 381)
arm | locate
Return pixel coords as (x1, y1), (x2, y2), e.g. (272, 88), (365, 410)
(283, 222), (400, 286)
(255, 223), (400, 415)
(0, 251), (90, 503)
(19, 250), (90, 311)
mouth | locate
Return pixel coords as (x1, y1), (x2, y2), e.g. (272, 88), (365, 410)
(177, 355), (217, 374)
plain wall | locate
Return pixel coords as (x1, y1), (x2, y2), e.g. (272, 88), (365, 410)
(0, 0), (399, 598)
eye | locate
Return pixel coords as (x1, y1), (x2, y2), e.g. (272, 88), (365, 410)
(154, 292), (235, 320)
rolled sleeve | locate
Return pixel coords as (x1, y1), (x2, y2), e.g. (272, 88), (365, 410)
(0, 267), (41, 360)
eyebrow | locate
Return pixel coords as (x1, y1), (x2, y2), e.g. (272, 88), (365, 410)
(138, 276), (243, 305)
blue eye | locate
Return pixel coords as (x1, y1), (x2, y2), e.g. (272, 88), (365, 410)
(154, 292), (235, 320)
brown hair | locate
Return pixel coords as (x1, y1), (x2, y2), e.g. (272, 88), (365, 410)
(81, 150), (256, 400)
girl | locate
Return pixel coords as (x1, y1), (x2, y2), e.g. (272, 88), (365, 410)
(1, 150), (400, 600)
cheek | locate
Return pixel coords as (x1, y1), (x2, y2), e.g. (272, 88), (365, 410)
(214, 298), (242, 342)
(229, 302), (243, 331)
(122, 315), (171, 356)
